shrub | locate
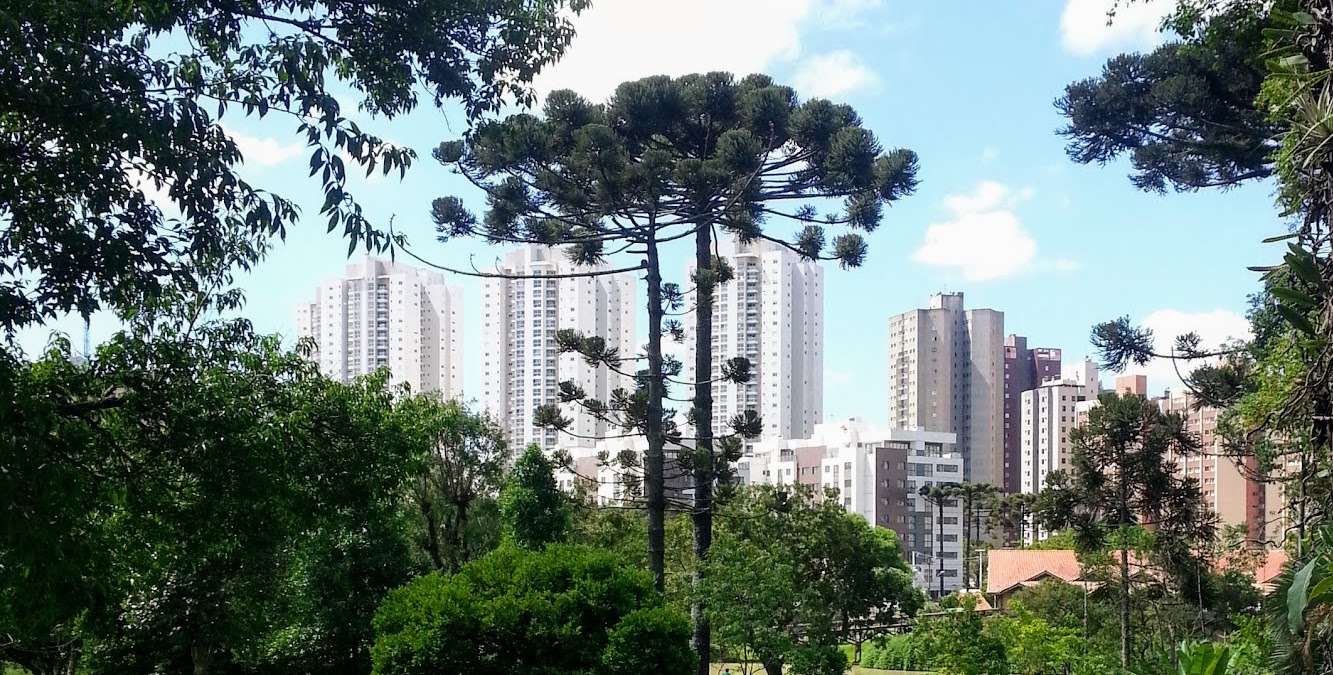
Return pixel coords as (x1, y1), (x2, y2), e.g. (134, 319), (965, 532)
(371, 544), (692, 675)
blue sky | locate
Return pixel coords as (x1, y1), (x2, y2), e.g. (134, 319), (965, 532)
(21, 0), (1278, 427)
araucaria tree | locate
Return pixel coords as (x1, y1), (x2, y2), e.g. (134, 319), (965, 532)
(427, 71), (919, 671)
(1035, 392), (1215, 669)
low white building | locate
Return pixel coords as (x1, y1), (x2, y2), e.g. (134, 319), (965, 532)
(555, 437), (693, 507)
(740, 419), (968, 595)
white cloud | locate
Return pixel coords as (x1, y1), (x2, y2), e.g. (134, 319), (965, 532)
(913, 181), (1075, 281)
(1120, 309), (1252, 393)
(222, 124), (304, 168)
(1060, 0), (1171, 56)
(822, 0), (884, 28)
(791, 50), (879, 99)
(530, 0), (885, 104)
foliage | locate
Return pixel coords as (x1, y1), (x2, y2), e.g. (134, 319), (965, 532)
(0, 309), (438, 675)
(404, 398), (509, 572)
(1024, 528), (1081, 551)
(1170, 641), (1234, 675)
(1268, 525), (1333, 674)
(987, 606), (1117, 675)
(860, 634), (931, 672)
(1227, 613), (1276, 675)
(1036, 392), (1216, 668)
(994, 492), (1039, 545)
(370, 544), (692, 675)
(700, 485), (921, 675)
(1055, 0), (1279, 192)
(0, 0), (583, 332)
(499, 444), (571, 550)
(913, 599), (1008, 675)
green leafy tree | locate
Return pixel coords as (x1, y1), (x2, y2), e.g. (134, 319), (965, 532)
(701, 485), (922, 675)
(1268, 524), (1333, 674)
(914, 598), (1008, 675)
(370, 544), (693, 675)
(0, 0), (583, 331)
(1036, 392), (1217, 669)
(986, 606), (1116, 675)
(499, 444), (571, 549)
(955, 482), (1000, 587)
(995, 492), (1039, 546)
(403, 398), (509, 572)
(1, 297), (438, 675)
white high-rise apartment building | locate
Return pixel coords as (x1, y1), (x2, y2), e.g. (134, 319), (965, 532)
(887, 292), (1005, 486)
(1018, 360), (1100, 494)
(481, 245), (636, 453)
(295, 256), (462, 396)
(683, 237), (823, 444)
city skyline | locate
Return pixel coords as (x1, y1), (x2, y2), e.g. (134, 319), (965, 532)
(15, 3), (1264, 431)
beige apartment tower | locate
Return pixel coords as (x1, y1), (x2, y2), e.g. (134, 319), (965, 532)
(887, 292), (1005, 486)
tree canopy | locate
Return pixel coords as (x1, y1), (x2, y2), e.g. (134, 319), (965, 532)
(370, 544), (694, 675)
(0, 0), (583, 331)
(1055, 0), (1280, 192)
(700, 485), (922, 675)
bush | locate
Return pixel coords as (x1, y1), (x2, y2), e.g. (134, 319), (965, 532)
(863, 634), (930, 671)
(371, 544), (693, 675)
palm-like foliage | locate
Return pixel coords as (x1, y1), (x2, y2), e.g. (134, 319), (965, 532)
(1268, 526), (1333, 674)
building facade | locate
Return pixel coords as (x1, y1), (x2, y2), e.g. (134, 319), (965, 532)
(683, 237), (823, 445)
(481, 245), (636, 453)
(887, 292), (1005, 486)
(1018, 360), (1100, 495)
(738, 419), (967, 594)
(1071, 377), (1284, 545)
(1154, 388), (1284, 544)
(295, 256), (462, 396)
(1003, 335), (1062, 493)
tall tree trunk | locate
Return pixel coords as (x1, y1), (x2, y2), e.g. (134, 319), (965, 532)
(644, 229), (667, 591)
(963, 493), (972, 589)
(937, 498), (945, 598)
(452, 495), (470, 571)
(974, 505), (984, 588)
(691, 225), (715, 675)
(420, 493), (445, 570)
(1118, 443), (1131, 670)
(191, 640), (210, 675)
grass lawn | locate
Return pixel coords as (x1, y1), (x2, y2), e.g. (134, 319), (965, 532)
(709, 664), (929, 675)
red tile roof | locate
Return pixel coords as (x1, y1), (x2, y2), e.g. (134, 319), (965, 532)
(986, 550), (1085, 595)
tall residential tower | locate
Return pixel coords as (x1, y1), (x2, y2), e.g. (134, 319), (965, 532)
(481, 245), (636, 453)
(684, 237), (823, 444)
(295, 256), (463, 396)
(887, 292), (1005, 486)
(1003, 336), (1062, 492)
